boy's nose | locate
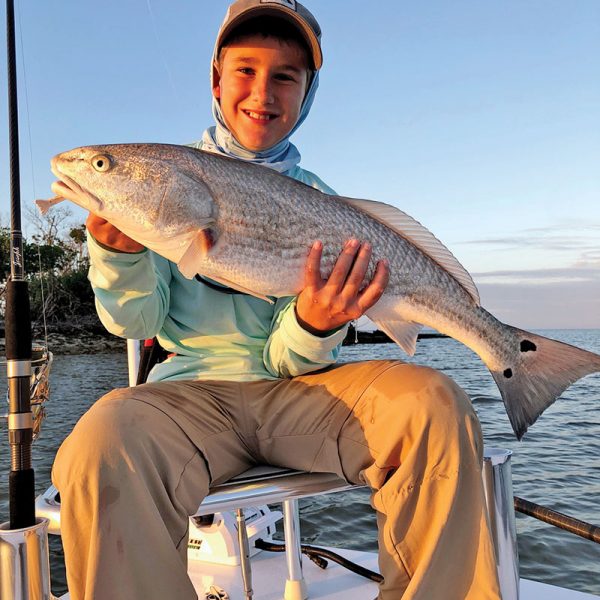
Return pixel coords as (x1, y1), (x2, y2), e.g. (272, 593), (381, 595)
(250, 76), (274, 105)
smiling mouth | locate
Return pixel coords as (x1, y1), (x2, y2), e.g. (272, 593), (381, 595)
(243, 109), (278, 121)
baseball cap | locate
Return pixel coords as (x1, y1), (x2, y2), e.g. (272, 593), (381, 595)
(216, 0), (323, 70)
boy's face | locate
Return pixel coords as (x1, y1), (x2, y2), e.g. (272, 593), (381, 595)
(213, 34), (309, 152)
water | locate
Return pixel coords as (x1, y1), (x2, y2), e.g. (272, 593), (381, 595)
(1, 331), (599, 596)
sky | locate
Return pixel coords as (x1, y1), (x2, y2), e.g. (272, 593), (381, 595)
(0, 0), (598, 329)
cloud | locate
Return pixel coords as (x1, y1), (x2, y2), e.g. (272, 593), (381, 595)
(472, 265), (600, 285)
(477, 279), (600, 329)
(471, 260), (599, 328)
(574, 250), (600, 267)
(462, 235), (599, 253)
(523, 221), (600, 233)
(458, 220), (600, 256)
(466, 224), (600, 324)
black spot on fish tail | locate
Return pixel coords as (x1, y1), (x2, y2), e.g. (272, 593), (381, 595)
(520, 339), (537, 352)
(503, 368), (513, 379)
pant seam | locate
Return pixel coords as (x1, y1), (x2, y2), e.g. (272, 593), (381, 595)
(392, 537), (414, 580)
(380, 490), (415, 580)
(174, 449), (206, 551)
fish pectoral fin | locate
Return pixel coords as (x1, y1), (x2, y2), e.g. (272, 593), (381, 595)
(370, 318), (423, 356)
(178, 230), (274, 304)
(178, 227), (216, 279)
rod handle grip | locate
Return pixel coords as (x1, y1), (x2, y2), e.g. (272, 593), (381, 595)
(5, 279), (32, 361)
(9, 469), (36, 529)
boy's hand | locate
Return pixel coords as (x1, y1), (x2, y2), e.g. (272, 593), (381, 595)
(86, 213), (145, 253)
(295, 239), (390, 336)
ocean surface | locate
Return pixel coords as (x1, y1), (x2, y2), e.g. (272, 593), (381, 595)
(1, 329), (599, 597)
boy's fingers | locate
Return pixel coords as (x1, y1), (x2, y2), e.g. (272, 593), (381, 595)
(86, 212), (144, 253)
(357, 259), (390, 311)
(304, 240), (324, 287)
(327, 239), (360, 292)
(344, 242), (372, 293)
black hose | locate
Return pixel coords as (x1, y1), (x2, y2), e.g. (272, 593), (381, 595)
(254, 538), (384, 584)
(514, 496), (600, 544)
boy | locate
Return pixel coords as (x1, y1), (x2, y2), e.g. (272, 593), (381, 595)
(53, 1), (502, 598)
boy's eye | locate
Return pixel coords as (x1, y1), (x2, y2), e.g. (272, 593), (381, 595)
(238, 67), (254, 75)
(275, 73), (299, 84)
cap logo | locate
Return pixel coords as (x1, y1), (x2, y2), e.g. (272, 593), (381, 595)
(260, 0), (297, 11)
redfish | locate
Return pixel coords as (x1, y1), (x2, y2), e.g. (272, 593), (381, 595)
(37, 143), (600, 439)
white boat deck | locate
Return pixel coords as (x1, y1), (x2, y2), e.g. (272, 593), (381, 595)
(55, 544), (599, 599)
(185, 546), (598, 600)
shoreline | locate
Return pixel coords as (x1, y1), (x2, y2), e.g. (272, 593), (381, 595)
(0, 329), (448, 356)
(0, 332), (126, 355)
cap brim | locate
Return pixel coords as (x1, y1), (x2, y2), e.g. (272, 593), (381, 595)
(216, 6), (322, 70)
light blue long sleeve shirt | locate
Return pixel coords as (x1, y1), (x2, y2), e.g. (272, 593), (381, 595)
(88, 162), (348, 383)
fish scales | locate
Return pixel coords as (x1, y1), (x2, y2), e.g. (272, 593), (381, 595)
(200, 154), (463, 305)
(38, 143), (600, 439)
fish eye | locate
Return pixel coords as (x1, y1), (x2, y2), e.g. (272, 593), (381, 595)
(91, 154), (112, 172)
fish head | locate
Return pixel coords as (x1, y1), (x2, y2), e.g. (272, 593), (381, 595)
(50, 144), (217, 242)
(51, 146), (152, 218)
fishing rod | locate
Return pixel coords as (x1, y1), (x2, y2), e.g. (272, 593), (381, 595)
(514, 496), (600, 544)
(0, 1), (55, 595)
(4, 0), (35, 529)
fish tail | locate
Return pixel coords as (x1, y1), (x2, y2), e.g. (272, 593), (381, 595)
(489, 327), (600, 440)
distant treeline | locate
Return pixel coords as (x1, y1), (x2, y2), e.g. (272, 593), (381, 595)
(0, 207), (102, 334)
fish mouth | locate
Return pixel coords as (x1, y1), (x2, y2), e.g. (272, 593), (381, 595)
(50, 162), (104, 214)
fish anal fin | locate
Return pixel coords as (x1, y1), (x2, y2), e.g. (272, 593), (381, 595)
(371, 319), (423, 356)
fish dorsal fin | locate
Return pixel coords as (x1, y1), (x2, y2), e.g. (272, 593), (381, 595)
(343, 197), (480, 304)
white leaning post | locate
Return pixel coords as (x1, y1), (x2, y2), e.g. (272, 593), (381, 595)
(126, 339), (141, 387)
(236, 508), (254, 600)
(283, 498), (308, 600)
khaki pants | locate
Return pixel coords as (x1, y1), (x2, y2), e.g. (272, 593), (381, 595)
(52, 360), (501, 600)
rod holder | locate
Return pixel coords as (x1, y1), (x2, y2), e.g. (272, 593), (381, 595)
(0, 517), (56, 600)
(483, 447), (520, 600)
